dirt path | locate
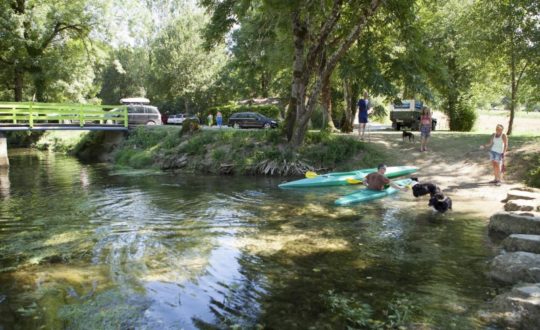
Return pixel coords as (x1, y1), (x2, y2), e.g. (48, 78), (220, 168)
(356, 130), (533, 218)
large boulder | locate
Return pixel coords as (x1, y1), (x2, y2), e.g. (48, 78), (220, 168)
(503, 234), (540, 254)
(504, 199), (539, 212)
(489, 212), (540, 236)
(479, 283), (540, 330)
(488, 252), (540, 284)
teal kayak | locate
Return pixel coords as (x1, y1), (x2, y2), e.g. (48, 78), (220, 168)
(335, 178), (414, 206)
(278, 166), (418, 189)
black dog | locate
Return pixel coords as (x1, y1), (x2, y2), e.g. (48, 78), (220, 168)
(429, 192), (453, 213)
(410, 177), (452, 213)
(402, 130), (415, 142)
(412, 182), (441, 197)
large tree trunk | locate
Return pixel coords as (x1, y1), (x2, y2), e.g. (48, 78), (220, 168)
(321, 73), (337, 131)
(341, 79), (355, 133)
(287, 0), (383, 148)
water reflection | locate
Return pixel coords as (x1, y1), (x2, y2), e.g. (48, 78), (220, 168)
(0, 150), (499, 329)
(0, 166), (9, 198)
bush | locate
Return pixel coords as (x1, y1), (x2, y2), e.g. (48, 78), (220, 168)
(447, 97), (477, 131)
(180, 119), (200, 135)
(526, 153), (540, 188)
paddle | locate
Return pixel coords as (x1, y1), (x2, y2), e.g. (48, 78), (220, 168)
(346, 178), (363, 184)
(305, 171), (318, 178)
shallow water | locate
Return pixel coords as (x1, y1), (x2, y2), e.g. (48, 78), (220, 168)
(0, 149), (499, 329)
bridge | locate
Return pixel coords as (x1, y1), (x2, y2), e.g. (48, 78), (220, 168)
(0, 102), (129, 167)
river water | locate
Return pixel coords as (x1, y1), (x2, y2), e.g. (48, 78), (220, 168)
(0, 149), (500, 329)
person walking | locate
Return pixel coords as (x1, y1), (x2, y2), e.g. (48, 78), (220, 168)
(357, 91), (370, 140)
(481, 124), (508, 186)
(419, 106), (432, 152)
(207, 113), (213, 127)
(216, 111), (223, 128)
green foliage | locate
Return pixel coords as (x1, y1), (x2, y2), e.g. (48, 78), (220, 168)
(371, 104), (388, 122)
(5, 131), (45, 147)
(179, 132), (217, 155)
(324, 291), (416, 329)
(0, 0), (103, 102)
(210, 104), (282, 122)
(146, 9), (228, 113)
(58, 289), (148, 329)
(525, 153), (540, 188)
(446, 97), (477, 131)
(180, 119), (201, 135)
(301, 132), (380, 169)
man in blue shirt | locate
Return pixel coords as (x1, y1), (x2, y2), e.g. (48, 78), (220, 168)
(357, 91), (370, 140)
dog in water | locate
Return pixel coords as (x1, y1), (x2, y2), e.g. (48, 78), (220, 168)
(412, 182), (441, 197)
(429, 192), (453, 213)
(410, 177), (452, 213)
(402, 130), (415, 142)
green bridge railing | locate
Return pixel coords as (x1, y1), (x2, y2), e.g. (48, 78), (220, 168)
(0, 102), (128, 128)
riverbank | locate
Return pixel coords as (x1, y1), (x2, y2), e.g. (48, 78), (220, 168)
(26, 127), (540, 213)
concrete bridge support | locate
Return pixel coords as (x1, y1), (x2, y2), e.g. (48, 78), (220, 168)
(0, 132), (8, 168)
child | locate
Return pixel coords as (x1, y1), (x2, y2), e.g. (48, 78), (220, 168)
(419, 106), (432, 152)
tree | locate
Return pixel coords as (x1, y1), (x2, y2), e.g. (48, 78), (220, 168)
(468, 0), (540, 135)
(0, 0), (98, 101)
(146, 9), (228, 113)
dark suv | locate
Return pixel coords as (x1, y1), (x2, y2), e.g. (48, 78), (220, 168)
(228, 112), (278, 129)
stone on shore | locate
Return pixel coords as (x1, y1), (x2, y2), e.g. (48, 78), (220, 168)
(488, 251), (540, 284)
(489, 212), (540, 236)
(503, 234), (540, 254)
(479, 283), (540, 329)
(503, 189), (540, 202)
(504, 199), (540, 212)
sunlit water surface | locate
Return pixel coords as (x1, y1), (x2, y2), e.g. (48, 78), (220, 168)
(0, 150), (499, 329)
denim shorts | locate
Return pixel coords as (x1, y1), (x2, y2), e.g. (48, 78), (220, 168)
(489, 151), (503, 162)
(420, 124), (431, 137)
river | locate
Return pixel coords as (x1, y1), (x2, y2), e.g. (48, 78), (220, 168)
(0, 149), (500, 329)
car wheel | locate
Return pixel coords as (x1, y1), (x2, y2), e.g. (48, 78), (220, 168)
(263, 123), (271, 129)
(233, 123), (241, 129)
(146, 121), (156, 125)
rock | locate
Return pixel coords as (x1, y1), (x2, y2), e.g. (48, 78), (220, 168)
(505, 199), (539, 212)
(503, 189), (540, 202)
(503, 234), (540, 254)
(488, 251), (540, 284)
(489, 212), (540, 236)
(479, 283), (540, 329)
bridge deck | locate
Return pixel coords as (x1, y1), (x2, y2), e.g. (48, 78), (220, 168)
(0, 124), (129, 131)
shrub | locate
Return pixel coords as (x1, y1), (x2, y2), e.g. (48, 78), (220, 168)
(447, 97), (477, 131)
(526, 153), (540, 188)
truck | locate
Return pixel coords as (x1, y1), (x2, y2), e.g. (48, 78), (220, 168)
(389, 99), (437, 131)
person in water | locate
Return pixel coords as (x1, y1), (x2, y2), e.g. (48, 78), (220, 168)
(480, 124), (508, 186)
(364, 164), (408, 191)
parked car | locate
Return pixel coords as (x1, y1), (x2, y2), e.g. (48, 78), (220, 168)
(167, 113), (200, 125)
(228, 112), (278, 129)
(108, 105), (162, 125)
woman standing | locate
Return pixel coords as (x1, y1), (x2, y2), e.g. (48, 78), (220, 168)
(419, 106), (432, 152)
(481, 124), (508, 186)
(216, 111), (223, 128)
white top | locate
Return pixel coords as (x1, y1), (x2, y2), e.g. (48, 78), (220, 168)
(491, 134), (504, 153)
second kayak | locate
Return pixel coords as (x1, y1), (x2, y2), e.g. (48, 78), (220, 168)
(335, 178), (414, 206)
(278, 166), (418, 189)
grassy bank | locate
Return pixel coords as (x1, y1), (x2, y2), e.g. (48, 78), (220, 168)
(112, 126), (386, 176)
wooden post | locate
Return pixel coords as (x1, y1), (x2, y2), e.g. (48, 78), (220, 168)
(0, 132), (9, 168)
